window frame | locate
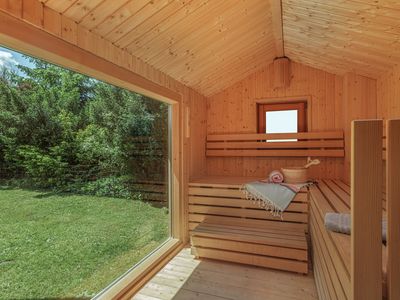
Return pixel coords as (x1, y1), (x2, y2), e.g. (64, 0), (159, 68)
(256, 96), (312, 134)
(0, 13), (186, 300)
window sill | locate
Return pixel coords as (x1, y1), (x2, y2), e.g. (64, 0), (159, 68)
(94, 238), (183, 300)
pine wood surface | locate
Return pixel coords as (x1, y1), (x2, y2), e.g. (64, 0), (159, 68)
(133, 247), (318, 300)
(310, 179), (388, 300)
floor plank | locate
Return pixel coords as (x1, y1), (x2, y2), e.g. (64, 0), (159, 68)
(132, 248), (318, 300)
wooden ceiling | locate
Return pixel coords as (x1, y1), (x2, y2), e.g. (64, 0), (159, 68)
(41, 0), (400, 96)
(282, 0), (400, 79)
(42, 0), (277, 96)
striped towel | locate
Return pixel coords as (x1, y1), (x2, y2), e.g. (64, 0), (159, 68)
(242, 181), (310, 217)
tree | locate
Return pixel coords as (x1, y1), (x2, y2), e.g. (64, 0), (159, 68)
(0, 54), (169, 196)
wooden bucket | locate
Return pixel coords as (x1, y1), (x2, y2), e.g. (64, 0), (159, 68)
(281, 167), (308, 184)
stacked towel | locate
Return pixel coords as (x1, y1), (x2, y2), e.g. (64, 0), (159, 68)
(324, 213), (387, 242)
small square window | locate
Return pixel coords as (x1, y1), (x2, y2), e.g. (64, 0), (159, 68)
(258, 102), (307, 141)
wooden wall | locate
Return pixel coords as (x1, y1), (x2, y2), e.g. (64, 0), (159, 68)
(342, 73), (377, 182)
(377, 65), (400, 119)
(206, 61), (345, 179)
(340, 65), (400, 182)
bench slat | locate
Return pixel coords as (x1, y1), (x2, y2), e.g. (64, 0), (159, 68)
(192, 229), (307, 250)
(189, 205), (308, 223)
(189, 215), (308, 232)
(193, 224), (307, 248)
(191, 236), (307, 261)
(188, 196), (308, 212)
(191, 247), (308, 274)
(189, 177), (309, 275)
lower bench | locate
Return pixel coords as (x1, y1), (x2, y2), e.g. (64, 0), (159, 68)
(190, 219), (309, 274)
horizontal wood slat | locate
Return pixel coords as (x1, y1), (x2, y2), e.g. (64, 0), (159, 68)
(207, 131), (344, 141)
(206, 131), (345, 157)
(189, 176), (309, 274)
(191, 236), (307, 260)
(192, 225), (307, 249)
(189, 186), (308, 201)
(191, 246), (308, 274)
(310, 179), (389, 300)
(188, 215), (308, 232)
(189, 196), (308, 212)
(207, 140), (344, 149)
(207, 149), (344, 157)
(189, 205), (308, 223)
(188, 179), (309, 230)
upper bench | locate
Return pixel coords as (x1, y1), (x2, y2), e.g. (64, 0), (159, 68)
(206, 131), (345, 157)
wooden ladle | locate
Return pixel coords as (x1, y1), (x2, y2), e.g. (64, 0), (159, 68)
(304, 157), (321, 169)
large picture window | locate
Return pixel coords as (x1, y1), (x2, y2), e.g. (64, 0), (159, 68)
(0, 45), (172, 299)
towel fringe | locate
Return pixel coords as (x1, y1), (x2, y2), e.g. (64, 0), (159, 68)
(240, 185), (284, 219)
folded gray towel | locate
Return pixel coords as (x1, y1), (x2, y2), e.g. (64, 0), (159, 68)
(324, 213), (387, 242)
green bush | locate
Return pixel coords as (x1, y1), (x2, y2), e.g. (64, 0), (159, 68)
(0, 52), (169, 195)
(15, 145), (68, 188)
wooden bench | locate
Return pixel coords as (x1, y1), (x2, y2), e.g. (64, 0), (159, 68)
(206, 131), (345, 157)
(188, 176), (309, 274)
(310, 179), (387, 300)
(309, 120), (400, 300)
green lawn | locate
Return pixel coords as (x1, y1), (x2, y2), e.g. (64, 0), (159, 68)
(0, 188), (169, 300)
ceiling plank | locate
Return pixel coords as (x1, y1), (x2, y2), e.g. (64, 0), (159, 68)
(269, 0), (284, 57)
(79, 0), (129, 29)
(45, 0), (78, 13)
(115, 0), (189, 49)
(63, 0), (105, 22)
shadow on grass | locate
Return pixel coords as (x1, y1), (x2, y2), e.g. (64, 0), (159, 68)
(33, 191), (67, 199)
(0, 182), (169, 210)
(0, 184), (67, 198)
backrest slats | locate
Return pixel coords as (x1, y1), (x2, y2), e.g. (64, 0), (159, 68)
(206, 131), (345, 157)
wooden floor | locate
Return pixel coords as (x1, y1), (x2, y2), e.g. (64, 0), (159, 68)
(132, 248), (318, 300)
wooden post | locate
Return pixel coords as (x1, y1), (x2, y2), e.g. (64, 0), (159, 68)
(386, 119), (400, 300)
(351, 120), (383, 300)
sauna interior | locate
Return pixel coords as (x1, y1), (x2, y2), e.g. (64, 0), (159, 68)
(0, 0), (400, 299)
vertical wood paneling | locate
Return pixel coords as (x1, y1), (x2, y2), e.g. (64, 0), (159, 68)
(22, 0), (43, 26)
(61, 14), (77, 44)
(342, 73), (377, 182)
(207, 61), (345, 179)
(377, 65), (400, 120)
(43, 6), (61, 36)
(0, 0), (22, 17)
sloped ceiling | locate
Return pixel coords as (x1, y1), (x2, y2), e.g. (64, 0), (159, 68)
(41, 0), (400, 96)
(42, 0), (278, 96)
(282, 0), (400, 79)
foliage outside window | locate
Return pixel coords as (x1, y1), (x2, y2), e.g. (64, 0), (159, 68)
(0, 46), (171, 299)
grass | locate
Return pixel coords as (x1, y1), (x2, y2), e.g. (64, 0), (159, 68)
(0, 187), (169, 300)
